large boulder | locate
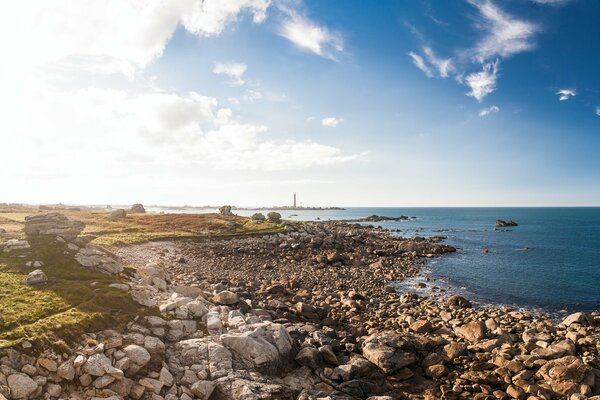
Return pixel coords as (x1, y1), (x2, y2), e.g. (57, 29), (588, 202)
(130, 203), (146, 213)
(562, 312), (594, 327)
(219, 205), (234, 216)
(23, 269), (47, 286)
(2, 239), (30, 253)
(110, 209), (127, 219)
(267, 212), (282, 223)
(537, 356), (590, 397)
(24, 212), (85, 239)
(496, 219), (518, 227)
(220, 323), (293, 372)
(212, 290), (238, 305)
(251, 213), (266, 221)
(75, 246), (123, 275)
(7, 373), (38, 399)
(454, 321), (486, 342)
(361, 332), (417, 373)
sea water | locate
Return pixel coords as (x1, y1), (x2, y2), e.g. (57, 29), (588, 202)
(148, 206), (600, 312)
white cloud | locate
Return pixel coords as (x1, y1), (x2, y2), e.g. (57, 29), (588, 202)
(7, 0), (271, 79)
(278, 10), (343, 60)
(479, 105), (500, 116)
(408, 52), (433, 78)
(243, 89), (263, 102)
(596, 107), (600, 117)
(469, 0), (538, 62)
(530, 0), (569, 5)
(408, 47), (453, 78)
(556, 89), (576, 101)
(322, 117), (343, 128)
(465, 60), (500, 101)
(213, 62), (248, 86)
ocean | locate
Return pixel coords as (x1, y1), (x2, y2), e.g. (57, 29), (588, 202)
(147, 206), (600, 313)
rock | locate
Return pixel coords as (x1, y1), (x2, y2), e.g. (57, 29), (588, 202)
(83, 354), (112, 376)
(123, 345), (151, 372)
(496, 219), (518, 227)
(23, 269), (47, 286)
(447, 295), (472, 308)
(219, 205), (234, 216)
(267, 212), (282, 223)
(362, 332), (417, 373)
(7, 374), (38, 399)
(251, 213), (266, 221)
(191, 380), (216, 400)
(75, 246), (123, 275)
(409, 319), (433, 334)
(24, 212), (85, 239)
(562, 312), (593, 327)
(212, 290), (238, 305)
(442, 342), (467, 360)
(295, 347), (323, 369)
(454, 321), (486, 342)
(139, 377), (163, 394)
(38, 358), (58, 372)
(425, 364), (448, 379)
(57, 360), (75, 381)
(2, 239), (30, 253)
(110, 209), (127, 219)
(130, 203), (146, 213)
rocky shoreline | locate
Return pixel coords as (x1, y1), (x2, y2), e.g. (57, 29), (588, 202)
(1, 216), (600, 400)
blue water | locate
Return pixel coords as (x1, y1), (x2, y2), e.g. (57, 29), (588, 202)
(148, 206), (600, 312)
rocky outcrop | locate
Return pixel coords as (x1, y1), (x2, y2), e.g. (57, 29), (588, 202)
(110, 209), (127, 219)
(23, 269), (48, 286)
(496, 219), (518, 227)
(251, 213), (266, 221)
(219, 205), (234, 216)
(130, 203), (146, 213)
(1, 239), (30, 253)
(267, 212), (281, 223)
(75, 246), (123, 275)
(23, 213), (85, 239)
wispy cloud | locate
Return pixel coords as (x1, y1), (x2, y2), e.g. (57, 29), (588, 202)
(465, 60), (500, 101)
(213, 62), (247, 86)
(479, 105), (500, 116)
(408, 47), (453, 78)
(596, 107), (600, 117)
(530, 0), (570, 5)
(322, 117), (343, 127)
(556, 89), (576, 101)
(278, 10), (343, 60)
(469, 0), (538, 62)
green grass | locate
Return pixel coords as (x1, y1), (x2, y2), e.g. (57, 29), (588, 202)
(0, 236), (147, 349)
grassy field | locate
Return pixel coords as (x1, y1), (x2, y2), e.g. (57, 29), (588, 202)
(0, 206), (285, 246)
(0, 206), (286, 348)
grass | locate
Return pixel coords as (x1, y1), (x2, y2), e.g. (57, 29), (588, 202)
(1, 207), (286, 246)
(0, 206), (286, 348)
(0, 236), (147, 349)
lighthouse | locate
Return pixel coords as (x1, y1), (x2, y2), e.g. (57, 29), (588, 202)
(293, 193), (297, 208)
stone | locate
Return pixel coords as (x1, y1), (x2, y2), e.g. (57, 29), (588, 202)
(24, 212), (85, 239)
(410, 319), (433, 334)
(219, 205), (234, 216)
(2, 239), (30, 253)
(110, 209), (127, 219)
(46, 383), (61, 397)
(123, 344), (151, 372)
(267, 212), (282, 222)
(130, 203), (146, 213)
(443, 342), (467, 359)
(191, 380), (216, 400)
(426, 364), (448, 379)
(447, 295), (472, 308)
(57, 360), (75, 381)
(251, 213), (266, 221)
(295, 347), (323, 370)
(562, 312), (593, 327)
(139, 377), (163, 394)
(24, 269), (47, 285)
(455, 321), (486, 342)
(496, 219), (518, 227)
(83, 353), (112, 376)
(38, 358), (58, 372)
(75, 246), (123, 275)
(159, 367), (173, 387)
(7, 374), (38, 399)
(212, 290), (238, 305)
(362, 332), (417, 373)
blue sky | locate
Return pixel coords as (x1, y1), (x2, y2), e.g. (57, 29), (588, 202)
(2, 0), (599, 206)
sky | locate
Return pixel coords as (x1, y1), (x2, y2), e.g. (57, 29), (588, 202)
(1, 0), (599, 207)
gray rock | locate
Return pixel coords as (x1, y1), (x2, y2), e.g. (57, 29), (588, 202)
(110, 209), (127, 219)
(130, 203), (146, 213)
(2, 239), (30, 253)
(191, 380), (216, 400)
(75, 246), (123, 275)
(219, 205), (234, 216)
(7, 373), (38, 399)
(24, 212), (85, 239)
(212, 290), (238, 305)
(267, 212), (282, 223)
(23, 269), (47, 286)
(251, 213), (266, 221)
